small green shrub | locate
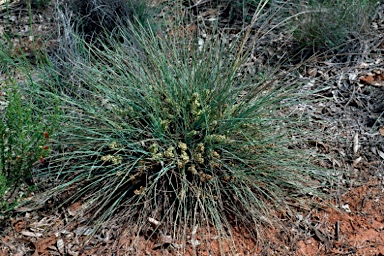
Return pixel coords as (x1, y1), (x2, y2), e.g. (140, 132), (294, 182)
(0, 86), (55, 210)
(0, 40), (56, 207)
(0, 173), (10, 210)
(289, 0), (377, 54)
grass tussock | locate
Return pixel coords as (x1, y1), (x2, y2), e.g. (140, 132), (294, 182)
(289, 0), (377, 55)
(26, 20), (332, 248)
(64, 0), (156, 47)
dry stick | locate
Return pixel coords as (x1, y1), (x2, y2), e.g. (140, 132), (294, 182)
(335, 220), (340, 241)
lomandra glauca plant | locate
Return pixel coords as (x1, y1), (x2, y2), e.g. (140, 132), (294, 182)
(34, 22), (330, 250)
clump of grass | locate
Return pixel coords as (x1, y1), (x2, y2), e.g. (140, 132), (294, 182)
(289, 0), (377, 55)
(62, 0), (156, 47)
(209, 0), (266, 25)
(31, 22), (331, 250)
(50, 0), (159, 93)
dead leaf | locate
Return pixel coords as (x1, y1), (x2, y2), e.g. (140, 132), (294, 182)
(359, 75), (375, 85)
(159, 233), (172, 244)
(359, 62), (370, 68)
(154, 232), (173, 249)
(379, 127), (384, 136)
(0, 236), (17, 253)
(190, 225), (200, 247)
(57, 239), (65, 254)
(353, 157), (362, 167)
(12, 219), (26, 233)
(73, 226), (95, 236)
(20, 231), (43, 238)
(67, 202), (82, 216)
(341, 204), (351, 213)
(67, 243), (80, 256)
(307, 68), (317, 77)
(378, 150), (384, 160)
(359, 71), (384, 86)
(32, 235), (56, 256)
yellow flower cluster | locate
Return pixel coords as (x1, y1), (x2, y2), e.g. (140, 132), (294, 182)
(109, 141), (119, 149)
(191, 92), (203, 118)
(149, 143), (158, 154)
(206, 134), (226, 143)
(211, 151), (220, 159)
(195, 143), (204, 153)
(164, 146), (175, 158)
(160, 119), (171, 131)
(178, 141), (187, 151)
(193, 142), (205, 164)
(180, 151), (189, 163)
(194, 153), (204, 164)
(178, 141), (189, 167)
(101, 154), (122, 165)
